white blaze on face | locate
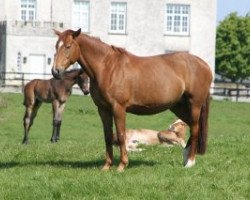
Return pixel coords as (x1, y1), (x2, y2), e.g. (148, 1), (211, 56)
(58, 41), (64, 49)
(53, 40), (64, 70)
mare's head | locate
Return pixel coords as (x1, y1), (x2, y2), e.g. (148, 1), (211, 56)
(52, 29), (82, 79)
(77, 71), (90, 95)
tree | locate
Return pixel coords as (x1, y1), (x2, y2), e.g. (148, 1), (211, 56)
(216, 12), (250, 83)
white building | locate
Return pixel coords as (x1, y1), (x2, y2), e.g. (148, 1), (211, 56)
(0, 0), (216, 82)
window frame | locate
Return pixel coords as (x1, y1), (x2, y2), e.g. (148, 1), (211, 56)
(164, 4), (190, 36)
(109, 2), (127, 34)
(72, 0), (90, 32)
(20, 0), (37, 21)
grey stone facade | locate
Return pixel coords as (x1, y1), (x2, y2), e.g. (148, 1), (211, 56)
(0, 0), (216, 82)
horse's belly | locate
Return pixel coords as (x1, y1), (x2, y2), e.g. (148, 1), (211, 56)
(126, 104), (170, 115)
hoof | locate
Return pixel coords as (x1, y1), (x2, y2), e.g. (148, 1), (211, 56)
(117, 162), (128, 172)
(183, 146), (190, 164)
(50, 139), (57, 143)
(22, 139), (28, 144)
(183, 145), (195, 167)
(101, 163), (112, 171)
(184, 159), (196, 168)
(117, 166), (125, 172)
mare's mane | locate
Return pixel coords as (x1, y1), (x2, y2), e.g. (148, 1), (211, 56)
(111, 45), (127, 54)
(57, 30), (127, 55)
(79, 33), (127, 55)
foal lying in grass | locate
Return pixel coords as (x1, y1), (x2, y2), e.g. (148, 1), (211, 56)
(113, 119), (187, 151)
(22, 69), (89, 144)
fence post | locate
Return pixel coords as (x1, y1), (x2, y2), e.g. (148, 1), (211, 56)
(236, 83), (239, 102)
(21, 73), (25, 92)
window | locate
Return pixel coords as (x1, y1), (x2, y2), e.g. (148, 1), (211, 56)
(109, 2), (127, 34)
(165, 4), (190, 36)
(72, 0), (90, 32)
(20, 0), (36, 21)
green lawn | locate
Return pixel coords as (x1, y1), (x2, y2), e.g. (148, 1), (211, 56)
(0, 93), (249, 200)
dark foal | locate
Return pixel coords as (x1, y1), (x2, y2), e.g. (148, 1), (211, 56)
(22, 69), (89, 144)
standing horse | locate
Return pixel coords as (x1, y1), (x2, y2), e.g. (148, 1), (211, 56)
(22, 69), (89, 144)
(52, 29), (212, 171)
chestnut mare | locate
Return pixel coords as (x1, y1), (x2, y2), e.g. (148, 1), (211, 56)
(22, 69), (89, 144)
(52, 29), (212, 171)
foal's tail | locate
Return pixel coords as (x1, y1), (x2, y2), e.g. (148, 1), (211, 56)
(197, 94), (210, 155)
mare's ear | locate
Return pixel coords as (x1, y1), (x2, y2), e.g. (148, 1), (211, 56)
(53, 29), (61, 36)
(72, 28), (81, 38)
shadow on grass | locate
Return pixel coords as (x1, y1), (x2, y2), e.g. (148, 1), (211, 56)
(0, 159), (158, 170)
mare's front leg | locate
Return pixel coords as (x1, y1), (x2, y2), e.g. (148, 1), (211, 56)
(98, 107), (114, 171)
(22, 100), (41, 144)
(113, 103), (128, 172)
(51, 101), (65, 143)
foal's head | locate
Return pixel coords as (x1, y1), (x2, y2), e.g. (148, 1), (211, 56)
(158, 119), (187, 142)
(77, 72), (90, 95)
(52, 29), (81, 79)
(168, 119), (187, 135)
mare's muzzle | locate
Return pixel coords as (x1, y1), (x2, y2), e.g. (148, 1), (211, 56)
(52, 68), (64, 79)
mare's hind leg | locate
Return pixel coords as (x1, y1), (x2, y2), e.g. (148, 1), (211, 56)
(170, 95), (191, 124)
(22, 100), (41, 144)
(171, 96), (203, 168)
(51, 101), (65, 143)
(183, 104), (202, 167)
(170, 96), (195, 166)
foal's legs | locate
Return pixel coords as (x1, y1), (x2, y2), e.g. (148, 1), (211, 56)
(98, 107), (114, 171)
(51, 101), (65, 143)
(22, 100), (41, 144)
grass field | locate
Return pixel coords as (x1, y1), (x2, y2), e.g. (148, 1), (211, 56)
(0, 93), (249, 200)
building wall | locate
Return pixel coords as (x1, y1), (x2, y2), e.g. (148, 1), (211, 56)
(88, 0), (216, 75)
(190, 0), (216, 75)
(0, 0), (6, 20)
(6, 35), (56, 74)
(0, 0), (216, 79)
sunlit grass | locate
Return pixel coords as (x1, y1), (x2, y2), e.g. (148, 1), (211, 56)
(0, 93), (249, 199)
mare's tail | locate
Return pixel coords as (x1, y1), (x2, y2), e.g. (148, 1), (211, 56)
(197, 94), (210, 155)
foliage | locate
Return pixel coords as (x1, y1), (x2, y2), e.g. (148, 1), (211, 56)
(216, 12), (250, 82)
(0, 93), (249, 199)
